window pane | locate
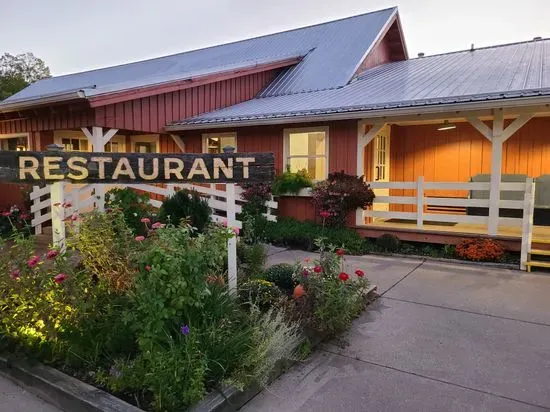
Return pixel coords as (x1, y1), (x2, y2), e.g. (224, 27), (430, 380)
(289, 157), (326, 181)
(136, 142), (153, 153)
(206, 135), (236, 154)
(289, 131), (326, 157)
(80, 140), (88, 151)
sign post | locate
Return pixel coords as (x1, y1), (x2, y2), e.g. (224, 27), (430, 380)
(0, 150), (275, 293)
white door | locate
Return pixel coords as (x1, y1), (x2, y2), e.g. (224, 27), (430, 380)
(372, 125), (390, 216)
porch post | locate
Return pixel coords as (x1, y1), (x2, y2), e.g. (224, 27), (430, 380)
(488, 110), (504, 236)
(81, 126), (118, 211)
(356, 120), (385, 226)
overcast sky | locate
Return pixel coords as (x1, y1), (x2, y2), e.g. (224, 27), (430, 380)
(1, 0), (549, 76)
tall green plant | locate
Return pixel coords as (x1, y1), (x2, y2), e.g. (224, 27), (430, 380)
(105, 188), (153, 235)
(158, 190), (211, 233)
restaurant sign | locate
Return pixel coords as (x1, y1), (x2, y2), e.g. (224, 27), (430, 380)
(0, 151), (275, 184)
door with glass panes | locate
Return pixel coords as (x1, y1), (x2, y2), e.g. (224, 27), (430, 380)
(372, 125), (390, 216)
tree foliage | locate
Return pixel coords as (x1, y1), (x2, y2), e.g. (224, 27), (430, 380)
(0, 52), (51, 101)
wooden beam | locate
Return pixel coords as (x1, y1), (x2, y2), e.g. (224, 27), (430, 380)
(488, 110), (504, 236)
(170, 134), (186, 152)
(81, 127), (93, 141)
(501, 113), (533, 141)
(362, 122), (386, 145)
(467, 116), (492, 141)
(101, 128), (119, 145)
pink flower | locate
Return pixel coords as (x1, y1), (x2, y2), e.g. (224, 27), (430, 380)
(135, 236), (145, 242)
(145, 265), (151, 271)
(304, 258), (310, 263)
(338, 272), (350, 282)
(151, 222), (165, 229)
(27, 256), (40, 268)
(140, 217), (151, 224)
(46, 250), (58, 260)
(62, 201), (72, 208)
(71, 213), (78, 221)
(221, 219), (228, 227)
(10, 269), (20, 280)
(233, 227), (240, 236)
(1, 211), (10, 217)
(319, 211), (330, 219)
(54, 273), (68, 284)
(355, 269), (365, 277)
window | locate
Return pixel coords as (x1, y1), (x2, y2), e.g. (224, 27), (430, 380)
(55, 131), (125, 152)
(61, 137), (88, 152)
(131, 135), (159, 153)
(284, 127), (328, 180)
(202, 132), (237, 154)
(0, 135), (28, 151)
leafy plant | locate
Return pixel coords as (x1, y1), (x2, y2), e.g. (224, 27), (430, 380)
(455, 238), (505, 262)
(239, 279), (284, 312)
(158, 189), (211, 233)
(0, 205), (31, 239)
(272, 169), (312, 195)
(237, 242), (266, 277)
(311, 171), (375, 227)
(263, 263), (295, 293)
(105, 188), (153, 235)
(375, 233), (401, 252)
(265, 217), (365, 254)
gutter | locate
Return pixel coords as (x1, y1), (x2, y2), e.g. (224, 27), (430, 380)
(0, 90), (87, 113)
(165, 94), (550, 131)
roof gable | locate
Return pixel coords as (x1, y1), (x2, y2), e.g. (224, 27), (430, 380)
(2, 7), (397, 106)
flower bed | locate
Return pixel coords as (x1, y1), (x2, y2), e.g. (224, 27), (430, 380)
(0, 208), (372, 411)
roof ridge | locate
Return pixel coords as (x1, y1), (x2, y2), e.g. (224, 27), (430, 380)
(49, 7), (397, 80)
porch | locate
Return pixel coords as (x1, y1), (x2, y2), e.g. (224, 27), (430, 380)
(355, 109), (550, 271)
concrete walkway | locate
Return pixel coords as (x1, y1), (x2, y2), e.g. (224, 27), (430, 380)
(242, 249), (550, 412)
(0, 374), (61, 412)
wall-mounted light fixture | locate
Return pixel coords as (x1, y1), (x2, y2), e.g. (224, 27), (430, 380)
(437, 120), (457, 131)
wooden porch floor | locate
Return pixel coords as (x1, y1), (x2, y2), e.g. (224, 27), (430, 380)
(355, 219), (550, 252)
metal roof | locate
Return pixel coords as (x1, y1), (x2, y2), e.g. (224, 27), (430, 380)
(171, 38), (550, 127)
(1, 7), (396, 105)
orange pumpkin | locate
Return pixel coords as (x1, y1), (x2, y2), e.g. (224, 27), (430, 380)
(293, 284), (306, 299)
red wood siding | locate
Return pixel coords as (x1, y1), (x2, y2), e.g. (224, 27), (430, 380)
(0, 110), (95, 134)
(94, 70), (279, 133)
(357, 35), (393, 73)
(278, 197), (316, 221)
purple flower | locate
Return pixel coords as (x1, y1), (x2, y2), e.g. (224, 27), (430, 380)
(180, 324), (190, 336)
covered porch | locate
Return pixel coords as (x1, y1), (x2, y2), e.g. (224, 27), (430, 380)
(356, 106), (550, 271)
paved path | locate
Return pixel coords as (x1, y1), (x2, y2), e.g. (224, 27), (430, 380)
(242, 249), (550, 412)
(0, 374), (61, 412)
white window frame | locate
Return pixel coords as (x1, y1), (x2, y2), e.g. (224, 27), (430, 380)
(283, 126), (329, 180)
(130, 134), (160, 153)
(54, 130), (126, 152)
(202, 132), (237, 153)
(0, 133), (30, 151)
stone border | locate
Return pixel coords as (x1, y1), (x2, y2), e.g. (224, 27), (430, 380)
(0, 355), (142, 412)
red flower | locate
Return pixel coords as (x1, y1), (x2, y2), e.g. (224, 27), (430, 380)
(1, 211), (10, 217)
(302, 269), (309, 277)
(313, 266), (322, 273)
(54, 273), (68, 284)
(355, 269), (365, 277)
(46, 250), (58, 260)
(145, 265), (151, 271)
(319, 211), (330, 219)
(10, 269), (20, 280)
(135, 236), (145, 242)
(338, 272), (350, 281)
(336, 248), (345, 256)
(27, 256), (40, 268)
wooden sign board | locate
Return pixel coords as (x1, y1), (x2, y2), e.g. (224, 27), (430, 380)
(0, 151), (275, 184)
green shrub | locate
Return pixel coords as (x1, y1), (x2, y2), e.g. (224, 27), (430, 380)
(237, 242), (266, 277)
(263, 263), (295, 292)
(158, 189), (211, 232)
(375, 233), (401, 252)
(239, 279), (284, 312)
(105, 188), (153, 235)
(272, 169), (312, 195)
(265, 217), (364, 254)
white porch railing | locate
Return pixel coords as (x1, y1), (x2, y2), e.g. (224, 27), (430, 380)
(363, 176), (536, 270)
(30, 183), (278, 236)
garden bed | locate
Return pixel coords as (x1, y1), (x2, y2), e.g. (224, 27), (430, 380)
(1, 202), (376, 411)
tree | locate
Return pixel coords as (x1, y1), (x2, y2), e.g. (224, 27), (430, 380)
(0, 53), (51, 101)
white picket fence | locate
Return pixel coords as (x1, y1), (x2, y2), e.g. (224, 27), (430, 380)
(364, 177), (536, 270)
(30, 183), (278, 234)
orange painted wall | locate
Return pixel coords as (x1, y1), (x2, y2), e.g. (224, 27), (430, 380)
(389, 117), (550, 212)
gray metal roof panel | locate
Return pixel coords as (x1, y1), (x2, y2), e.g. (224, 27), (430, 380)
(2, 7), (396, 104)
(174, 39), (550, 125)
